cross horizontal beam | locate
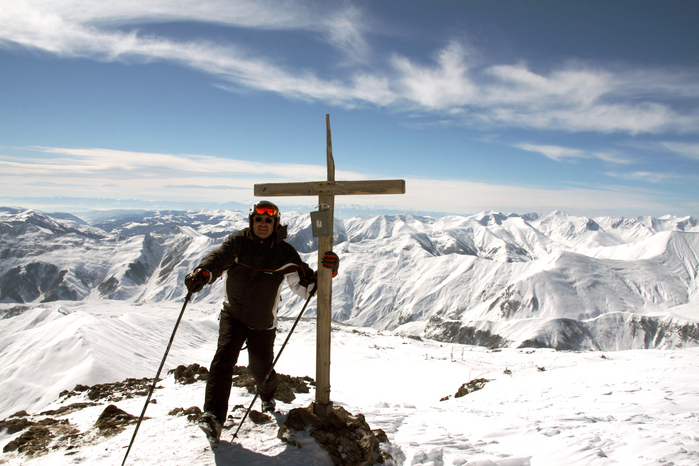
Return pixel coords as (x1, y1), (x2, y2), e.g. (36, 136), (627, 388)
(254, 179), (405, 197)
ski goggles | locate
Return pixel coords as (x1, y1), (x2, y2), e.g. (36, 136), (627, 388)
(254, 205), (278, 216)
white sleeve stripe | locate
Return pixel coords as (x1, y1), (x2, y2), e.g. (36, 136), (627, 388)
(286, 270), (314, 299)
(271, 262), (304, 273)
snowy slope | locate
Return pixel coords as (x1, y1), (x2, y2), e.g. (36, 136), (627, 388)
(3, 205), (699, 465)
(1, 301), (699, 466)
(1, 207), (699, 351)
(0, 301), (218, 419)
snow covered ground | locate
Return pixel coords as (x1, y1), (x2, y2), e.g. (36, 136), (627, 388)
(2, 300), (699, 465)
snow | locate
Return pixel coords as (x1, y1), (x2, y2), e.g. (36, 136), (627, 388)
(3, 208), (699, 350)
(2, 301), (699, 465)
(3, 207), (699, 464)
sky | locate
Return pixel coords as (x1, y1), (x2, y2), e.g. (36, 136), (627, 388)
(1, 0), (699, 219)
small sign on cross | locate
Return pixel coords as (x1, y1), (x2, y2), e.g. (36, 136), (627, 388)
(254, 115), (405, 418)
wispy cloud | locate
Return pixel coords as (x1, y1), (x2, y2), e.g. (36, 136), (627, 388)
(163, 184), (248, 191)
(658, 141), (699, 161)
(2, 2), (698, 135)
(0, 146), (367, 183)
(405, 178), (673, 217)
(605, 171), (680, 184)
(0, 146), (685, 218)
(515, 144), (587, 162)
(515, 143), (631, 164)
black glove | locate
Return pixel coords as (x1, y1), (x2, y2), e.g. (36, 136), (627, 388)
(299, 273), (317, 290)
(321, 251), (339, 278)
(299, 273), (318, 297)
(185, 268), (211, 294)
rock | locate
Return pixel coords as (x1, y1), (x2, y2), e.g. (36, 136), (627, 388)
(40, 402), (99, 417)
(231, 365), (314, 404)
(94, 405), (137, 437)
(454, 378), (491, 398)
(279, 403), (387, 466)
(0, 417), (34, 435)
(169, 406), (203, 422)
(231, 367), (257, 393)
(372, 429), (389, 443)
(3, 426), (54, 456)
(185, 406), (203, 422)
(248, 410), (272, 424)
(279, 373), (314, 394)
(60, 378), (158, 403)
(273, 382), (296, 403)
(168, 363), (209, 384)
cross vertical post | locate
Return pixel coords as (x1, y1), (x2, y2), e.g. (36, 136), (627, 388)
(254, 114), (405, 418)
(314, 114), (335, 417)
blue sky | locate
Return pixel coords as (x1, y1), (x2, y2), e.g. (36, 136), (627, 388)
(1, 0), (698, 219)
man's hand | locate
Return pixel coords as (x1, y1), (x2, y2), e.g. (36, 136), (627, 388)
(185, 268), (211, 293)
(321, 251), (340, 278)
(299, 273), (318, 296)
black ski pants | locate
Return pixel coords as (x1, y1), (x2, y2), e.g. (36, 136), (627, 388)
(204, 309), (278, 422)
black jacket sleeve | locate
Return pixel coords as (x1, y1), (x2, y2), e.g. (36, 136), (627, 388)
(196, 232), (243, 281)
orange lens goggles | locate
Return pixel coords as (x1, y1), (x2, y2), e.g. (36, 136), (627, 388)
(254, 205), (278, 216)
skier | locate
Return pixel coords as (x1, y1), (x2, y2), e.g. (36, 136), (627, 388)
(184, 200), (339, 443)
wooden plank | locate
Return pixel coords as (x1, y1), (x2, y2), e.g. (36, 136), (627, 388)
(254, 179), (405, 197)
(326, 114), (335, 182)
(314, 194), (334, 415)
(315, 115), (335, 416)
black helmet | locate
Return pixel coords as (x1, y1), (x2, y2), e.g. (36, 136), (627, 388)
(249, 200), (280, 229)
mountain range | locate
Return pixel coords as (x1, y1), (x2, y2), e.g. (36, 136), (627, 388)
(2, 206), (698, 351)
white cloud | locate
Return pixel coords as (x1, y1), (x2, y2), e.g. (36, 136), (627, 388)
(515, 143), (631, 164)
(0, 146), (684, 218)
(403, 178), (674, 217)
(484, 64), (610, 107)
(317, 3), (370, 64)
(605, 171), (679, 184)
(392, 41), (477, 110)
(658, 141), (699, 161)
(0, 146), (367, 181)
(593, 152), (632, 164)
(2, 2), (699, 135)
(12, 0), (329, 34)
(516, 144), (587, 162)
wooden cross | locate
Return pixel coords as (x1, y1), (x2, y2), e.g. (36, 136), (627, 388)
(254, 115), (405, 418)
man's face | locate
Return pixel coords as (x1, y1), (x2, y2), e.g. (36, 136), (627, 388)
(252, 214), (275, 239)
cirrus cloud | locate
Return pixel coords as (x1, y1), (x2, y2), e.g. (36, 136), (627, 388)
(2, 1), (699, 135)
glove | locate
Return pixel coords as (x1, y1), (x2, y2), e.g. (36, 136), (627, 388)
(185, 268), (211, 294)
(321, 251), (339, 278)
(299, 273), (318, 296)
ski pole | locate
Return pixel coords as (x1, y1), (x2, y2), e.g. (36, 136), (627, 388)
(121, 291), (193, 466)
(233, 291), (315, 439)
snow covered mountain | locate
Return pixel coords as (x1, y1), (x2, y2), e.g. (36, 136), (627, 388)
(2, 206), (699, 351)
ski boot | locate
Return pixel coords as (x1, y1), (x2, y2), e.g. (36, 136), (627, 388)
(198, 411), (222, 444)
(261, 399), (276, 413)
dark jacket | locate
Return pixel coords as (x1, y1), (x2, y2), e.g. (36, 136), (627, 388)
(196, 225), (315, 330)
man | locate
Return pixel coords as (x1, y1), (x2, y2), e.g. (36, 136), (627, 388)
(184, 201), (339, 443)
